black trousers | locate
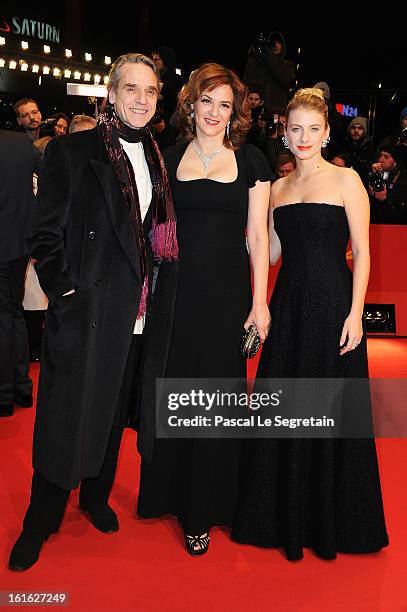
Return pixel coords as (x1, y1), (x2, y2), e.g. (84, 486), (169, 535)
(22, 335), (144, 536)
(0, 256), (32, 405)
(24, 310), (46, 361)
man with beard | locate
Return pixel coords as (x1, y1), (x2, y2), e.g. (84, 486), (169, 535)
(343, 116), (375, 187)
(14, 99), (43, 142)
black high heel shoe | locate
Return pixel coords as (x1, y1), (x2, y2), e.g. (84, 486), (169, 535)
(185, 532), (210, 556)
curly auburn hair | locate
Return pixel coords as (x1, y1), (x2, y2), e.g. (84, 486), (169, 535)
(286, 87), (329, 127)
(177, 63), (251, 150)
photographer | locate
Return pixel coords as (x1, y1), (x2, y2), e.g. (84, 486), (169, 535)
(369, 145), (407, 224)
(246, 83), (286, 169)
(379, 106), (407, 169)
(244, 31), (295, 114)
(343, 116), (375, 187)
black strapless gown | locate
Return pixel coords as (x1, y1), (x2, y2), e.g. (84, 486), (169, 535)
(232, 203), (389, 560)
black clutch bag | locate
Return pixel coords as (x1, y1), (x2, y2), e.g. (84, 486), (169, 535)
(240, 325), (261, 359)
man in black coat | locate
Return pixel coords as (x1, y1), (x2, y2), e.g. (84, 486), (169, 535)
(9, 53), (178, 571)
(0, 131), (39, 417)
(369, 145), (407, 224)
(343, 116), (376, 187)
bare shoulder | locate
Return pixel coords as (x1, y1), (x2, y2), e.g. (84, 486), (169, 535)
(335, 166), (363, 186)
(270, 177), (287, 201)
(324, 164), (362, 188)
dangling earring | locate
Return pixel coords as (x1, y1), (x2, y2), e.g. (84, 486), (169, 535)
(321, 135), (330, 148)
(226, 121), (231, 138)
(190, 111), (194, 119)
(282, 135), (289, 148)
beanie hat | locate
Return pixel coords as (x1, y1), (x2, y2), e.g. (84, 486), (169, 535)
(314, 81), (330, 101)
(400, 106), (407, 120)
(380, 144), (403, 165)
(348, 116), (367, 135)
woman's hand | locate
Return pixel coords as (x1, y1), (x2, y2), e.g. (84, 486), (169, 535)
(339, 312), (363, 355)
(244, 303), (271, 343)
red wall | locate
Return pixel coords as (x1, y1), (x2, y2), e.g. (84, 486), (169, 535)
(267, 225), (407, 337)
(366, 225), (407, 336)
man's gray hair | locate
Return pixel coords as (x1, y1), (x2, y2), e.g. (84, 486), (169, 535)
(69, 114), (97, 134)
(108, 53), (159, 92)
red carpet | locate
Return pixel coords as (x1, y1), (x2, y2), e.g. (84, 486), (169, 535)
(1, 339), (406, 611)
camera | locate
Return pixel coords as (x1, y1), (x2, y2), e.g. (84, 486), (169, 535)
(396, 127), (407, 146)
(249, 33), (270, 63)
(40, 118), (57, 136)
(369, 170), (389, 192)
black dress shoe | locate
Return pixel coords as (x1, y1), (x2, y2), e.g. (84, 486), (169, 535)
(14, 395), (33, 408)
(0, 405), (14, 417)
(9, 530), (47, 571)
(79, 504), (119, 534)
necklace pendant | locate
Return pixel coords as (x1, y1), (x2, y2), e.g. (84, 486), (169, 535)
(192, 139), (224, 179)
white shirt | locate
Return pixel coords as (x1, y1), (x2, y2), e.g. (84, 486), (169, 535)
(119, 138), (152, 334)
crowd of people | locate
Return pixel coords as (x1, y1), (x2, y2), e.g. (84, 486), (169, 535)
(1, 36), (396, 572)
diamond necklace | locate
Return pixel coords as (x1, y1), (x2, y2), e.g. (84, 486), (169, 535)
(192, 139), (224, 178)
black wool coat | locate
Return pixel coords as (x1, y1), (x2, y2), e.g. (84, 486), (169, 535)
(0, 130), (39, 263)
(28, 127), (177, 490)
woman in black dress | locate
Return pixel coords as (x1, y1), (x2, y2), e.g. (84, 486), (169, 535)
(232, 88), (389, 560)
(137, 64), (271, 554)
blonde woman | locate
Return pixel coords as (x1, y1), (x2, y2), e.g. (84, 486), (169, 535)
(232, 88), (388, 560)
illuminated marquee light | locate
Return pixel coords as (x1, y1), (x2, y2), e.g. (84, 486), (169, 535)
(67, 82), (108, 97)
(0, 36), (111, 83)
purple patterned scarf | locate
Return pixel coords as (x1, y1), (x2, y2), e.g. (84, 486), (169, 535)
(98, 104), (178, 319)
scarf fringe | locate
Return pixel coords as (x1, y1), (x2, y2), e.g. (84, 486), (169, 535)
(99, 105), (178, 322)
(152, 219), (179, 261)
(137, 276), (149, 319)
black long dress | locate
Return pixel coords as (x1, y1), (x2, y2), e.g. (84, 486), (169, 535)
(232, 203), (389, 560)
(137, 143), (271, 533)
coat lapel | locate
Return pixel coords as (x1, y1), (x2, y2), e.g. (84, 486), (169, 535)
(90, 157), (141, 280)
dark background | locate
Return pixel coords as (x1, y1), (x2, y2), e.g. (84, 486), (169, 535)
(1, 1), (406, 141)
